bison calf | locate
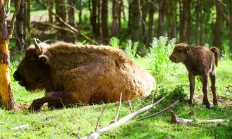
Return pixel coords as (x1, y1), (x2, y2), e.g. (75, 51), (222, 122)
(169, 43), (218, 109)
(13, 39), (156, 110)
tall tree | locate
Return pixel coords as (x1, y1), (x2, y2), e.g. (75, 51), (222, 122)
(229, 1), (232, 54)
(158, 0), (165, 37)
(16, 0), (26, 51)
(55, 0), (67, 41)
(130, 0), (140, 43)
(79, 0), (82, 24)
(101, 0), (109, 40)
(26, 0), (31, 46)
(67, 0), (76, 43)
(213, 0), (224, 54)
(91, 0), (100, 37)
(195, 0), (200, 45)
(48, 0), (53, 23)
(0, 0), (20, 110)
(112, 0), (118, 36)
(141, 0), (148, 44)
(167, 0), (176, 39)
(147, 0), (155, 46)
(185, 0), (191, 44)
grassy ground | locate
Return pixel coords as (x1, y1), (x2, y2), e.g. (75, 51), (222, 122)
(1, 53), (232, 139)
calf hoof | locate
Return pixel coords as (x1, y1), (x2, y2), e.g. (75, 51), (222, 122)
(206, 102), (211, 109)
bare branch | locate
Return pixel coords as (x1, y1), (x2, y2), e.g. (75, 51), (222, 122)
(36, 0), (99, 44)
(5, 0), (11, 17)
(114, 93), (122, 122)
(82, 97), (165, 139)
(138, 100), (179, 121)
(8, 0), (21, 38)
(42, 22), (75, 33)
(128, 100), (133, 113)
(170, 111), (229, 124)
(95, 104), (108, 132)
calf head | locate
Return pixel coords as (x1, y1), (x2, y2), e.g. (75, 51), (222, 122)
(13, 39), (51, 91)
(169, 43), (190, 63)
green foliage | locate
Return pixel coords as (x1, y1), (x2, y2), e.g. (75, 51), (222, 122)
(168, 85), (187, 102)
(125, 40), (139, 60)
(147, 36), (176, 83)
(109, 37), (120, 49)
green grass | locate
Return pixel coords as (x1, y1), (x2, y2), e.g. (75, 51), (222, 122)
(1, 44), (232, 138)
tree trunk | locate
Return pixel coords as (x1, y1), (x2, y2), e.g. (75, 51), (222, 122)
(141, 0), (147, 44)
(112, 0), (118, 36)
(167, 0), (176, 39)
(101, 0), (108, 41)
(147, 1), (155, 47)
(229, 1), (232, 54)
(179, 0), (184, 42)
(199, 1), (203, 45)
(55, 0), (67, 41)
(67, 0), (76, 43)
(26, 0), (31, 46)
(79, 0), (82, 24)
(195, 0), (199, 45)
(0, 1), (17, 110)
(91, 0), (100, 37)
(213, 0), (224, 54)
(185, 0), (191, 44)
(16, 0), (26, 51)
(158, 0), (165, 37)
(48, 0), (53, 23)
(130, 0), (140, 43)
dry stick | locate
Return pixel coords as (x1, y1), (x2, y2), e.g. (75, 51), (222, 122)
(114, 93), (122, 122)
(138, 100), (179, 121)
(8, 0), (21, 38)
(170, 111), (229, 124)
(95, 104), (108, 132)
(128, 100), (133, 113)
(36, 0), (99, 45)
(151, 96), (156, 110)
(82, 97), (165, 139)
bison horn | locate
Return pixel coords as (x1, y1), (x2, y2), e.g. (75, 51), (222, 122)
(33, 38), (42, 55)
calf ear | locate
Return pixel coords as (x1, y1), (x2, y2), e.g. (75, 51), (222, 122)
(39, 55), (51, 65)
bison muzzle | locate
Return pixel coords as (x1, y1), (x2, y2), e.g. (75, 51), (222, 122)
(14, 38), (156, 110)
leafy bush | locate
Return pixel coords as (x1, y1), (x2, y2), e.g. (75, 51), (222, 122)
(168, 85), (187, 102)
(147, 36), (176, 83)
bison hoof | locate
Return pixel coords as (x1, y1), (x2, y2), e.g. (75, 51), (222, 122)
(188, 100), (194, 107)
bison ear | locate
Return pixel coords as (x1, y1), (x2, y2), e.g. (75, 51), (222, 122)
(39, 55), (51, 65)
(185, 46), (191, 53)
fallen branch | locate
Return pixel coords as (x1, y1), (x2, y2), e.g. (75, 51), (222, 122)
(95, 104), (108, 131)
(82, 97), (165, 139)
(170, 111), (229, 124)
(12, 124), (29, 130)
(138, 100), (179, 121)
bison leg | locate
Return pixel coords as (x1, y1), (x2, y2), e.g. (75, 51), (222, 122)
(210, 71), (218, 106)
(188, 73), (195, 106)
(201, 75), (210, 109)
(28, 92), (72, 111)
(28, 97), (49, 111)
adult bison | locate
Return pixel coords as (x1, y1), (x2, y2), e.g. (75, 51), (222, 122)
(13, 39), (156, 110)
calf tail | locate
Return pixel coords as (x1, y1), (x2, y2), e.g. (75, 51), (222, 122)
(210, 47), (218, 66)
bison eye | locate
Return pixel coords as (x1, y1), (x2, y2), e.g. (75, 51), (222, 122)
(178, 50), (182, 53)
(26, 59), (35, 64)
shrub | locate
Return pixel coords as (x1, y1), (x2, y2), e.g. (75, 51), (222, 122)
(147, 36), (176, 83)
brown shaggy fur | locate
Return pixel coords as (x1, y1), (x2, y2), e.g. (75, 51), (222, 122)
(169, 43), (218, 109)
(14, 41), (156, 110)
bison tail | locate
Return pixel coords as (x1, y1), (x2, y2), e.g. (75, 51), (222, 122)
(210, 47), (218, 66)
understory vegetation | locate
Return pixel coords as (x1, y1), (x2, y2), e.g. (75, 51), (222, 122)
(1, 37), (232, 138)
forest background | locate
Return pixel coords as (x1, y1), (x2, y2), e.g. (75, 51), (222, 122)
(1, 0), (232, 138)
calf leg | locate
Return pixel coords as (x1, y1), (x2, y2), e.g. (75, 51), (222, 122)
(201, 75), (210, 109)
(188, 73), (195, 106)
(210, 71), (218, 106)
